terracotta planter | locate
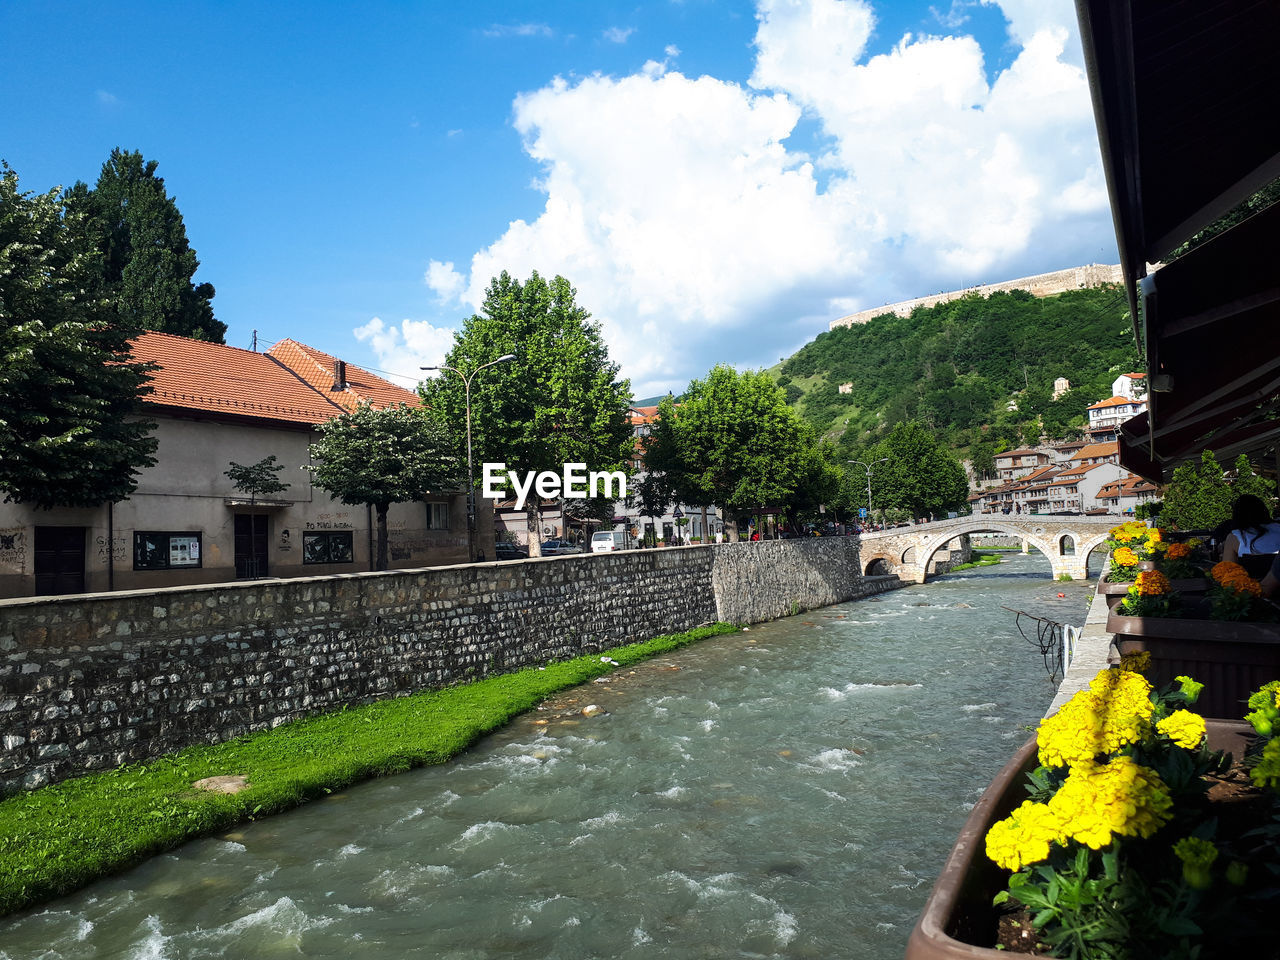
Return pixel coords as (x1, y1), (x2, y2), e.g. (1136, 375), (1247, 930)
(1107, 609), (1280, 719)
(1098, 578), (1208, 610)
(905, 722), (1253, 959)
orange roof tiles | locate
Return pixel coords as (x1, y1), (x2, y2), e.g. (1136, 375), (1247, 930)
(1088, 395), (1142, 410)
(1075, 442), (1119, 460)
(267, 339), (419, 411)
(129, 331), (418, 427)
(130, 332), (348, 425)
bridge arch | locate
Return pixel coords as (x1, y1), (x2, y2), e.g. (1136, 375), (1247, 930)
(859, 515), (1118, 582)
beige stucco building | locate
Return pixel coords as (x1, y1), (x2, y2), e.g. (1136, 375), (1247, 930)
(0, 332), (491, 599)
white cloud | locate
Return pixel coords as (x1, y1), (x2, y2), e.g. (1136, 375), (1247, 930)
(604, 26), (635, 43)
(353, 317), (457, 387)
(429, 0), (1111, 396)
(664, 44), (681, 57)
(425, 260), (467, 301)
(95, 89), (119, 106)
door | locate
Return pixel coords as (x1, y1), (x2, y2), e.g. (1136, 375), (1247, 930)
(234, 514), (269, 578)
(34, 526), (86, 595)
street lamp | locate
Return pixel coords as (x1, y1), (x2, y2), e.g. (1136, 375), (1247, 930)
(421, 353), (516, 561)
(847, 458), (889, 525)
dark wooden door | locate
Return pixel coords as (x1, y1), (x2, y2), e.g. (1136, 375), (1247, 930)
(34, 526), (86, 595)
(234, 514), (269, 578)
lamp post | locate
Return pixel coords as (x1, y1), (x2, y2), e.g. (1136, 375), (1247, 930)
(847, 458), (889, 526)
(421, 354), (516, 561)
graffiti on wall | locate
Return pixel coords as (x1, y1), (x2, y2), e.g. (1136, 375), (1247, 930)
(95, 535), (127, 564)
(0, 529), (26, 573)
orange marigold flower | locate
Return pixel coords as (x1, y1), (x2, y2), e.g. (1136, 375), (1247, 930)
(1211, 561), (1248, 584)
(1166, 542), (1192, 560)
(1136, 570), (1170, 596)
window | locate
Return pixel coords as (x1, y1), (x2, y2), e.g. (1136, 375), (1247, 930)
(134, 532), (202, 570)
(425, 502), (450, 531)
(303, 531), (354, 564)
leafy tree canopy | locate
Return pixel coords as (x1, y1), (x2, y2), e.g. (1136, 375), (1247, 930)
(225, 455), (290, 504)
(866, 420), (970, 519)
(308, 403), (460, 569)
(1159, 450), (1275, 531)
(670, 364), (816, 521)
(0, 163), (157, 508)
(420, 270), (633, 556)
(66, 148), (224, 343)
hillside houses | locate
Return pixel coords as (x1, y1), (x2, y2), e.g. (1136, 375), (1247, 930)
(971, 441), (1155, 516)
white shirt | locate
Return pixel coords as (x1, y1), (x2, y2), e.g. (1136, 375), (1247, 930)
(1232, 522), (1280, 555)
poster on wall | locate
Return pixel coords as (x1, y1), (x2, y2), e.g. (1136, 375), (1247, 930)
(169, 535), (200, 567)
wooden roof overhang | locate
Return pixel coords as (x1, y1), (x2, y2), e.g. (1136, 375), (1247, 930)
(1076, 0), (1280, 480)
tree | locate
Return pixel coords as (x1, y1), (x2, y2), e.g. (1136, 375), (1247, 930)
(0, 163), (158, 508)
(66, 149), (224, 342)
(869, 421), (969, 519)
(225, 455), (290, 506)
(969, 440), (997, 481)
(421, 271), (633, 557)
(671, 365), (813, 536)
(1228, 454), (1275, 508)
(1160, 449), (1232, 531)
(308, 404), (460, 570)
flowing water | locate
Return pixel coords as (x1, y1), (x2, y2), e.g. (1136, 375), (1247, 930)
(0, 552), (1095, 960)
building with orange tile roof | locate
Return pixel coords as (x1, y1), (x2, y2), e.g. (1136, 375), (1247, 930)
(1, 332), (482, 599)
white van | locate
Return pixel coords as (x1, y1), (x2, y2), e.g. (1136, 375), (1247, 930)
(591, 531), (625, 553)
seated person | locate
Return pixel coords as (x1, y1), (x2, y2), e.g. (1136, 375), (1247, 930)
(1222, 494), (1280, 579)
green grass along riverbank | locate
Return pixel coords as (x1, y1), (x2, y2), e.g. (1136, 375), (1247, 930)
(0, 623), (738, 919)
(947, 549), (1006, 572)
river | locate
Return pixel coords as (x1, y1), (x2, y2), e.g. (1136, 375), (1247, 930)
(0, 551), (1095, 960)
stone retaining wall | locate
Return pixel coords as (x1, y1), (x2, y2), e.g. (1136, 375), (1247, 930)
(0, 538), (904, 794)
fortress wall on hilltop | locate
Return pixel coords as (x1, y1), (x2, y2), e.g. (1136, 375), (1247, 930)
(827, 263), (1123, 331)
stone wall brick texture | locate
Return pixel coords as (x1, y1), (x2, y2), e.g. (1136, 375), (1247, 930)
(0, 538), (902, 794)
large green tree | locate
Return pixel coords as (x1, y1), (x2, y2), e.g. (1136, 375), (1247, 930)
(308, 403), (460, 570)
(670, 364), (814, 536)
(421, 271), (633, 557)
(66, 148), (224, 342)
(867, 420), (969, 519)
(0, 163), (157, 508)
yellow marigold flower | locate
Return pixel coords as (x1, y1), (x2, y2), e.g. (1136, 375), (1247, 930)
(1136, 570), (1170, 596)
(1112, 546), (1139, 567)
(1147, 528), (1164, 544)
(1157, 710), (1206, 749)
(1173, 836), (1218, 889)
(1120, 650), (1151, 673)
(1165, 542), (1192, 560)
(985, 800), (1062, 871)
(1048, 757), (1173, 849)
(1037, 671), (1152, 768)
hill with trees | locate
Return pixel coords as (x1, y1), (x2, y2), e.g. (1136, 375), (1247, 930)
(774, 285), (1139, 458)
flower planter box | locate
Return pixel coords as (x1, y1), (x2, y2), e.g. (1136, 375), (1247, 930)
(904, 722), (1253, 959)
(1106, 610), (1280, 719)
(1099, 578), (1208, 610)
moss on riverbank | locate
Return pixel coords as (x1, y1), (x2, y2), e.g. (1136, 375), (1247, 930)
(0, 623), (737, 918)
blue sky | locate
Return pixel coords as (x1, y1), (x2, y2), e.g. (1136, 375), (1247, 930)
(3, 0), (1116, 398)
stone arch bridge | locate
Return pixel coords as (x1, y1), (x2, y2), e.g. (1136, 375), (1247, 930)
(858, 515), (1117, 582)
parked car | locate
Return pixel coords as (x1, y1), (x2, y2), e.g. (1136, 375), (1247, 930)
(540, 539), (581, 555)
(493, 541), (528, 561)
